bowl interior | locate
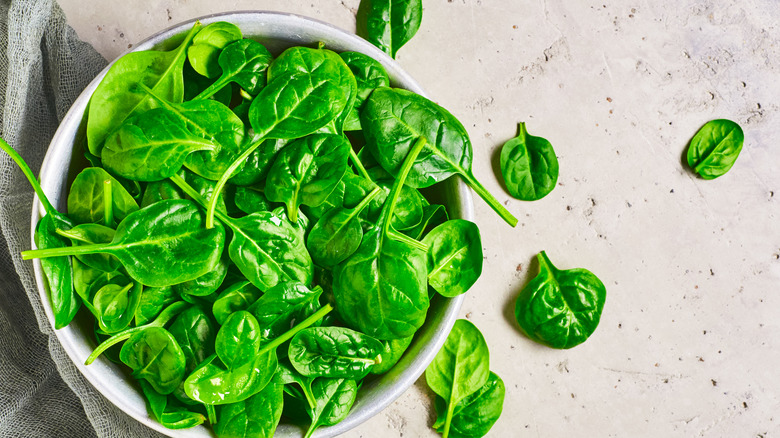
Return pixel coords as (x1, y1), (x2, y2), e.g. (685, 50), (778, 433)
(31, 11), (472, 438)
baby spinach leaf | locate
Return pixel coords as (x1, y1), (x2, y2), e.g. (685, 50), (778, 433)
(120, 326), (187, 395)
(194, 39), (273, 99)
(233, 186), (272, 215)
(275, 360), (317, 409)
(102, 107), (220, 181)
(23, 200), (226, 288)
(406, 203), (448, 240)
(265, 133), (350, 222)
(187, 21), (243, 78)
(247, 282), (323, 341)
(168, 306), (217, 374)
(686, 118), (744, 179)
(432, 371), (505, 438)
(135, 285), (179, 326)
(229, 138), (287, 186)
(217, 311), (263, 370)
(288, 327), (384, 380)
(172, 251), (229, 297)
(93, 278), (142, 333)
(514, 251), (606, 349)
(67, 167), (139, 226)
(425, 319), (490, 438)
(363, 0), (423, 58)
(140, 179), (183, 208)
(306, 186), (382, 267)
(422, 219), (483, 297)
(304, 378), (358, 438)
(215, 380), (283, 438)
(361, 87), (517, 226)
(212, 281), (262, 325)
(87, 22), (201, 155)
(139, 380), (206, 430)
(333, 137), (430, 340)
(339, 51), (390, 111)
(183, 349), (277, 406)
(499, 122), (559, 201)
(370, 335), (414, 375)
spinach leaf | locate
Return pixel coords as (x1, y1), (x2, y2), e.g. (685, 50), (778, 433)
(187, 21), (243, 78)
(0, 137), (79, 329)
(306, 186), (382, 268)
(288, 327), (383, 380)
(194, 38), (273, 99)
(304, 378), (358, 438)
(120, 326), (187, 394)
(228, 139), (287, 186)
(215, 380), (283, 438)
(422, 219), (483, 297)
(217, 311), (263, 369)
(139, 380), (206, 429)
(22, 200), (226, 288)
(339, 51), (390, 111)
(87, 22), (200, 155)
(363, 0), (423, 58)
(168, 306), (217, 374)
(67, 167), (139, 226)
(406, 203), (448, 240)
(276, 360), (317, 409)
(432, 371), (505, 438)
(212, 281), (262, 325)
(247, 282), (323, 341)
(499, 122), (559, 201)
(686, 118), (744, 179)
(265, 133), (350, 222)
(361, 87), (518, 226)
(514, 251), (606, 349)
(425, 319), (490, 438)
(233, 186), (272, 215)
(333, 137), (430, 340)
(140, 179), (183, 208)
(370, 335), (413, 375)
(135, 285), (179, 326)
(92, 278), (142, 333)
(172, 251), (229, 297)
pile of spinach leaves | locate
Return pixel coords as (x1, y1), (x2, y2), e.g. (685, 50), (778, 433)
(2, 17), (514, 437)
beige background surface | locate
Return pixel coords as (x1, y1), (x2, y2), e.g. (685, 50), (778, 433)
(55, 0), (780, 436)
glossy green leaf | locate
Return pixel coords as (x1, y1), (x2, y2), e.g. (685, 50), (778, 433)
(339, 51), (390, 110)
(432, 371), (505, 438)
(139, 380), (206, 430)
(364, 0), (423, 58)
(135, 285), (179, 326)
(370, 335), (413, 375)
(289, 327), (383, 380)
(35, 214), (79, 329)
(422, 219), (483, 297)
(183, 350), (278, 405)
(304, 378), (358, 438)
(217, 311), (263, 370)
(248, 282), (323, 341)
(173, 251), (229, 297)
(168, 306), (217, 374)
(686, 119), (744, 179)
(67, 167), (139, 225)
(514, 251), (606, 349)
(187, 21), (243, 78)
(500, 122), (558, 201)
(212, 281), (263, 325)
(87, 23), (200, 155)
(216, 380), (283, 438)
(194, 38), (273, 99)
(120, 326), (187, 394)
(233, 186), (272, 215)
(93, 278), (142, 333)
(56, 223), (119, 273)
(229, 138), (287, 186)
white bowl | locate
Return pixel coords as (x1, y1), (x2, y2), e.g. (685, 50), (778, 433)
(31, 11), (472, 438)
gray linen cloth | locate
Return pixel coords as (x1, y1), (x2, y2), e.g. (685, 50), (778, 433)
(0, 0), (164, 436)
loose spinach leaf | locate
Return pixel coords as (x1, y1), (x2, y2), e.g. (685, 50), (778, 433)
(92, 278), (142, 333)
(499, 122), (559, 201)
(422, 219), (483, 297)
(168, 306), (217, 374)
(432, 371), (505, 438)
(135, 285), (179, 326)
(212, 281), (263, 325)
(229, 139), (287, 186)
(514, 251), (606, 349)
(275, 360), (317, 409)
(55, 223), (119, 273)
(361, 87), (517, 226)
(248, 282), (323, 341)
(87, 22), (200, 155)
(425, 319), (490, 438)
(304, 378), (358, 438)
(233, 186), (272, 215)
(288, 327), (384, 380)
(187, 21), (243, 78)
(686, 118), (744, 179)
(216, 380), (283, 438)
(406, 203), (448, 240)
(23, 200), (226, 288)
(339, 51), (390, 111)
(363, 0), (423, 58)
(67, 167), (139, 226)
(120, 326), (187, 395)
(172, 251), (229, 297)
(140, 179), (183, 208)
(265, 133), (350, 222)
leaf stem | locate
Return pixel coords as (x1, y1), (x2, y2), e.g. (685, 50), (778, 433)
(103, 179), (114, 227)
(461, 171), (518, 227)
(22, 243), (115, 260)
(257, 304), (333, 355)
(168, 174), (235, 229)
(206, 136), (267, 228)
(85, 301), (188, 365)
(348, 146), (372, 182)
(381, 137), (429, 251)
(206, 404), (217, 425)
(442, 401), (455, 438)
(0, 136), (56, 216)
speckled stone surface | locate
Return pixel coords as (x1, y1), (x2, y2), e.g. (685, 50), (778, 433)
(56, 1), (780, 436)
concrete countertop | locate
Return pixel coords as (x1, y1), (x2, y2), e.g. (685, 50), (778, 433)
(56, 0), (780, 436)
